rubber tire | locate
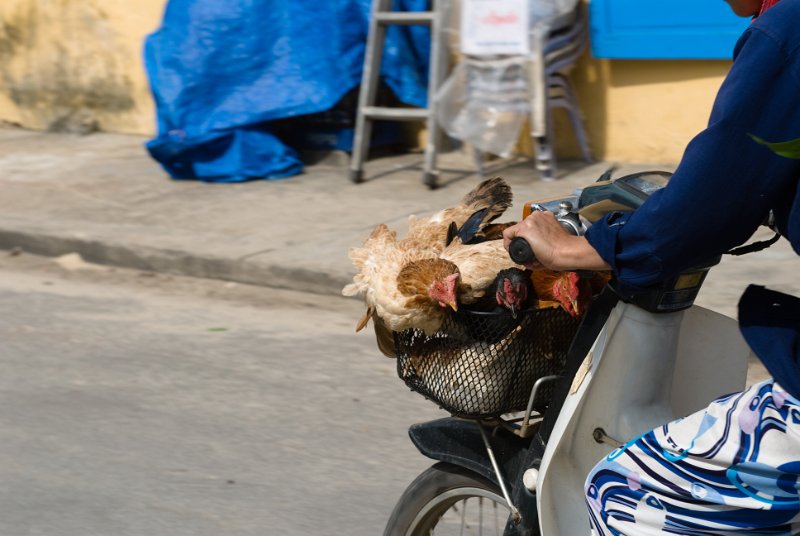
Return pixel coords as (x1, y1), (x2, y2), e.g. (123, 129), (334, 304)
(384, 462), (509, 536)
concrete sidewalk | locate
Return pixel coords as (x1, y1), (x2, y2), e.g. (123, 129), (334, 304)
(0, 127), (797, 321)
(0, 128), (620, 295)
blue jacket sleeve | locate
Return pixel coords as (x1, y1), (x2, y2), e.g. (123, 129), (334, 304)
(585, 25), (800, 291)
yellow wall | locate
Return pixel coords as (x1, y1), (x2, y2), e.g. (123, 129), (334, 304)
(556, 53), (731, 165)
(0, 0), (163, 135)
(0, 1), (732, 164)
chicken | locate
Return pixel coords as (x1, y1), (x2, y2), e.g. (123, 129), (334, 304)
(465, 267), (534, 318)
(343, 224), (465, 336)
(458, 267), (535, 343)
(395, 257), (462, 325)
(531, 270), (612, 317)
(402, 177), (513, 253)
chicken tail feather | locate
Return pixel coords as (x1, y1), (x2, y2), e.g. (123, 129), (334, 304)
(356, 305), (374, 332)
(373, 314), (397, 358)
(445, 221), (459, 247)
(461, 177), (513, 221)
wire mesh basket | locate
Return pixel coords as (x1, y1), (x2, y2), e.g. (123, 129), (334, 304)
(394, 307), (582, 418)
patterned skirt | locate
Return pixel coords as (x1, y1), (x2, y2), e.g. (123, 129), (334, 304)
(586, 380), (800, 535)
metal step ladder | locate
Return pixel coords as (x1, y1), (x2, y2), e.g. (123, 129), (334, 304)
(349, 0), (447, 189)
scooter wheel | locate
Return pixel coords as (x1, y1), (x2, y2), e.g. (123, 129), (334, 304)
(383, 462), (510, 536)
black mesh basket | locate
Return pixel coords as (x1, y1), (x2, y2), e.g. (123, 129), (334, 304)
(394, 308), (582, 418)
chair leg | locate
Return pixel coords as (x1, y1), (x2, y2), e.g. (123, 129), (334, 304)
(556, 74), (593, 164)
(473, 147), (486, 178)
(534, 86), (557, 181)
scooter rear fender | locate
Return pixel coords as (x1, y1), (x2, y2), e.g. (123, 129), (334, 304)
(408, 417), (531, 488)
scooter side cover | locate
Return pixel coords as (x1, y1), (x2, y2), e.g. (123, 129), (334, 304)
(535, 304), (749, 535)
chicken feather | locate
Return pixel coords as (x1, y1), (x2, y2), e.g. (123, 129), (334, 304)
(401, 177), (512, 253)
(343, 224), (457, 335)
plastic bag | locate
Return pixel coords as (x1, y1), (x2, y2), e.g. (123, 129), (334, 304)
(435, 0), (579, 152)
(435, 56), (530, 157)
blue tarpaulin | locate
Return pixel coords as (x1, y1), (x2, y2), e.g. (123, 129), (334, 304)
(144, 0), (430, 182)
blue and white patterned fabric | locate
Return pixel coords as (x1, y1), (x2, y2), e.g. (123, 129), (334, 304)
(586, 380), (800, 535)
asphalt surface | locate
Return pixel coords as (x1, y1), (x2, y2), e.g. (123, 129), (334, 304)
(0, 252), (443, 536)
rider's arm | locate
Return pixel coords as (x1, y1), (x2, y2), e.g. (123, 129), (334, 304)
(582, 22), (800, 291)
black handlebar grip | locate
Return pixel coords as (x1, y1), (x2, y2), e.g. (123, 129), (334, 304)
(509, 237), (535, 264)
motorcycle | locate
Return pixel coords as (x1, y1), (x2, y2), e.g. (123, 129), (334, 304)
(382, 170), (752, 535)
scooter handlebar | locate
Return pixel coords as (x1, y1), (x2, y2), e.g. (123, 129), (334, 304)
(509, 237), (535, 265)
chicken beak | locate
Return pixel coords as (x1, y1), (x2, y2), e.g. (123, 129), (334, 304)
(448, 300), (458, 312)
(510, 303), (518, 319)
(570, 299), (580, 316)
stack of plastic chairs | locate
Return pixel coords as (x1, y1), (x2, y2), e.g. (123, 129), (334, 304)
(349, 0), (592, 186)
(467, 2), (592, 181)
(538, 2), (593, 179)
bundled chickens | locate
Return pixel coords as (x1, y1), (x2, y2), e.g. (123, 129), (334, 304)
(343, 178), (526, 337)
(343, 177), (608, 338)
(342, 177), (611, 416)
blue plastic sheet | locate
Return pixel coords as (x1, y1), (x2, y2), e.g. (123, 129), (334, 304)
(144, 0), (430, 182)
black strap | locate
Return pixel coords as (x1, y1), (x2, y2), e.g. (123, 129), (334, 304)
(726, 232), (782, 256)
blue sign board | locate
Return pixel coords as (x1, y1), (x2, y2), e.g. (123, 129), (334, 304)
(590, 0), (752, 59)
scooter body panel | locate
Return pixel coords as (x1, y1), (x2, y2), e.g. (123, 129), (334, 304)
(671, 305), (752, 416)
(536, 304), (751, 535)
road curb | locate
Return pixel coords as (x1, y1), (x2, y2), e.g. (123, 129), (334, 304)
(0, 228), (353, 297)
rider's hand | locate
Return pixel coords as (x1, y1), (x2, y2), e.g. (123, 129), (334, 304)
(502, 211), (611, 272)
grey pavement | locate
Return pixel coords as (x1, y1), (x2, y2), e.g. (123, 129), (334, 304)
(0, 126), (797, 321)
(0, 127), (627, 296)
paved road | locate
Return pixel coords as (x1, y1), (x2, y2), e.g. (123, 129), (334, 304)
(0, 253), (442, 536)
(0, 246), (789, 535)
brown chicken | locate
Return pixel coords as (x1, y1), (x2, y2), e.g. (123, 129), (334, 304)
(531, 270), (612, 317)
(343, 224), (464, 337)
(367, 259), (465, 358)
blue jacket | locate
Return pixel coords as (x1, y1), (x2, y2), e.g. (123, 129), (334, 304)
(584, 0), (800, 397)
